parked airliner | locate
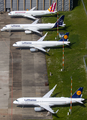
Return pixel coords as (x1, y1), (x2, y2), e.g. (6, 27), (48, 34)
(8, 2), (57, 20)
(13, 85), (84, 114)
(13, 32), (70, 52)
(1, 15), (65, 35)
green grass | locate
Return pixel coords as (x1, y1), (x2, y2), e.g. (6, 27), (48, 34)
(42, 1), (87, 120)
(83, 0), (87, 10)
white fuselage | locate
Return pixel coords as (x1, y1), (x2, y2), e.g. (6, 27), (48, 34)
(1, 23), (54, 32)
(13, 97), (84, 106)
(13, 41), (70, 48)
(8, 10), (56, 17)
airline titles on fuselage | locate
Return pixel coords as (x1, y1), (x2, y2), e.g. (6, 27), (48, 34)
(22, 42), (32, 44)
(24, 99), (36, 101)
(15, 12), (26, 13)
(11, 25), (20, 27)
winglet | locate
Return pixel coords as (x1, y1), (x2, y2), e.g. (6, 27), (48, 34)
(53, 109), (59, 114)
(55, 109), (59, 114)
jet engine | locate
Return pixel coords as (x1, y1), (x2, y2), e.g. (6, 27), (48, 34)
(25, 30), (32, 34)
(30, 48), (38, 52)
(34, 107), (44, 112)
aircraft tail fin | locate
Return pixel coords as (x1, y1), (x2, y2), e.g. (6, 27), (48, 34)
(47, 2), (56, 12)
(59, 32), (69, 41)
(72, 87), (83, 98)
(53, 15), (65, 28)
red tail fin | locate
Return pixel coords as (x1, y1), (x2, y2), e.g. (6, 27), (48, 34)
(48, 2), (56, 12)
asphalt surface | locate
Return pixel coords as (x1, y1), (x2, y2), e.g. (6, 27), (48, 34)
(0, 13), (52, 120)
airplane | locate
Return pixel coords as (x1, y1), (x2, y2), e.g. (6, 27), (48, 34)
(8, 2), (57, 20)
(13, 32), (70, 52)
(13, 84), (84, 114)
(1, 15), (66, 35)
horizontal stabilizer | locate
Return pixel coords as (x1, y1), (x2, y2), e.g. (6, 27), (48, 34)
(59, 32), (69, 41)
(76, 101), (83, 104)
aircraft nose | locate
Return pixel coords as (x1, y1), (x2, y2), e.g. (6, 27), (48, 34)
(13, 43), (16, 47)
(13, 100), (17, 104)
(8, 13), (11, 16)
(1, 28), (3, 31)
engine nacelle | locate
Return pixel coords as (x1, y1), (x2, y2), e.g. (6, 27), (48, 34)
(25, 30), (32, 34)
(34, 107), (44, 112)
(30, 48), (38, 52)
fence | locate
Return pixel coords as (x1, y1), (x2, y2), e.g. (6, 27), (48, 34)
(0, 0), (73, 12)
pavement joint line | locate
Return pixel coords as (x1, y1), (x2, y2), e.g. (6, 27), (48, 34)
(0, 34), (13, 120)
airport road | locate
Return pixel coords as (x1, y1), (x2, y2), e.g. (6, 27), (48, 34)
(0, 13), (52, 120)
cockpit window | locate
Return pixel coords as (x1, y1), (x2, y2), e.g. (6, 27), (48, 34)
(16, 100), (18, 101)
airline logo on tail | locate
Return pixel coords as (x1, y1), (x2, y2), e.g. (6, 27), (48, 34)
(64, 35), (68, 39)
(76, 90), (82, 96)
(72, 87), (83, 98)
(48, 2), (56, 12)
(59, 32), (69, 41)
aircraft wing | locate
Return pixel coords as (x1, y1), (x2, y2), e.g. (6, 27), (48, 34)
(28, 44), (46, 52)
(38, 32), (48, 41)
(38, 104), (58, 114)
(25, 27), (42, 35)
(30, 6), (36, 11)
(23, 14), (36, 20)
(43, 84), (57, 98)
(34, 46), (46, 52)
(32, 19), (39, 24)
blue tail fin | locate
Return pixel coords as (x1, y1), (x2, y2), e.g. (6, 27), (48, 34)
(72, 87), (83, 98)
(59, 32), (69, 41)
(53, 15), (65, 28)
